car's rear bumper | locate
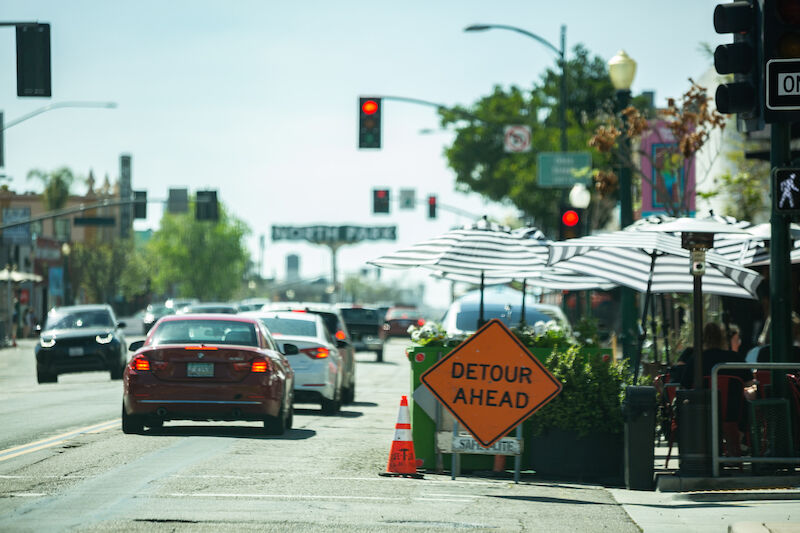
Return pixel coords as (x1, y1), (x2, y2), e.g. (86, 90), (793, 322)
(293, 368), (336, 401)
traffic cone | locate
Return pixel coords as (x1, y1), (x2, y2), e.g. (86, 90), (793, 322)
(379, 395), (423, 479)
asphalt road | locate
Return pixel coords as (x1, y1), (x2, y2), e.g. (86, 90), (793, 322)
(0, 336), (640, 532)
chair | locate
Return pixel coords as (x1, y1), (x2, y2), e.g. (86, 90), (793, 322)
(655, 373), (680, 469)
(746, 375), (794, 460)
(713, 375), (748, 458)
(754, 369), (772, 399)
(786, 374), (800, 453)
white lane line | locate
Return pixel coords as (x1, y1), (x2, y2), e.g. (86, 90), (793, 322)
(4, 493), (47, 497)
(0, 419), (118, 462)
(323, 476), (500, 486)
(166, 493), (475, 503)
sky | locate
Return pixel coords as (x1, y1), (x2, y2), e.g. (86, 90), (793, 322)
(0, 1), (729, 309)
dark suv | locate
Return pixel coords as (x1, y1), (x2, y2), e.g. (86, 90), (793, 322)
(263, 302), (357, 404)
(337, 305), (384, 362)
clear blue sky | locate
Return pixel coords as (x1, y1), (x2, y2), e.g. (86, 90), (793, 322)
(0, 1), (727, 308)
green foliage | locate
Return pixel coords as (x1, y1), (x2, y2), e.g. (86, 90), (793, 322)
(70, 239), (139, 304)
(532, 345), (633, 437)
(26, 167), (76, 210)
(438, 44), (614, 236)
(511, 320), (576, 351)
(146, 203), (250, 300)
(572, 316), (601, 346)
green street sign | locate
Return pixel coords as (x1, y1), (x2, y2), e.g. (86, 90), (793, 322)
(537, 152), (592, 188)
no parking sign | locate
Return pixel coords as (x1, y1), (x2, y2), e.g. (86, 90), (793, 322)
(503, 125), (532, 153)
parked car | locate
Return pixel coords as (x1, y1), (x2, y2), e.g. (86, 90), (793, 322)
(246, 311), (344, 414)
(177, 302), (239, 314)
(263, 302), (356, 404)
(441, 285), (572, 337)
(122, 314), (294, 434)
(142, 303), (174, 334)
(336, 304), (384, 362)
(35, 304), (128, 383)
(380, 306), (426, 340)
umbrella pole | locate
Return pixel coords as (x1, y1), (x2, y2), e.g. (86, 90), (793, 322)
(478, 271), (485, 329)
(520, 279), (527, 326)
(661, 295), (671, 365)
(633, 253), (657, 382)
(651, 296), (659, 365)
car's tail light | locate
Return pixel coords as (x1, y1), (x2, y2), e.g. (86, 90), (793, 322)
(300, 347), (330, 359)
(251, 358), (270, 372)
(417, 318), (425, 326)
(130, 355), (150, 372)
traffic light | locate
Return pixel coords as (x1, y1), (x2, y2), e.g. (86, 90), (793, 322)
(372, 188), (390, 214)
(713, 0), (763, 131)
(427, 195), (437, 219)
(16, 23), (51, 97)
(196, 190), (219, 221)
(763, 0), (800, 123)
(133, 190), (147, 219)
(558, 207), (584, 240)
(358, 97), (382, 149)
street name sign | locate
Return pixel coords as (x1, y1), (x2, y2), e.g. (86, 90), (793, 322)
(271, 225), (397, 244)
(420, 319), (562, 448)
(537, 151), (592, 188)
(766, 59), (800, 122)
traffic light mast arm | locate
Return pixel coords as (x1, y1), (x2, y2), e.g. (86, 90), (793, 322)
(377, 95), (486, 123)
(434, 200), (483, 219)
(0, 197), (141, 230)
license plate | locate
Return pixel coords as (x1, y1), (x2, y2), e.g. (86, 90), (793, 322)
(187, 362), (214, 377)
(68, 347), (84, 357)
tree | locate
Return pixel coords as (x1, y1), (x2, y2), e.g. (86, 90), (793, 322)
(69, 239), (140, 304)
(26, 167), (77, 210)
(589, 80), (727, 217)
(438, 45), (616, 235)
(146, 203), (250, 300)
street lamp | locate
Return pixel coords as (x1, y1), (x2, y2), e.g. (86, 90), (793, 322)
(61, 242), (70, 306)
(2, 101), (118, 132)
(464, 23), (568, 152)
(607, 49), (638, 367)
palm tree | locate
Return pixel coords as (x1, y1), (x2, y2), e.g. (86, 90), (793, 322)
(26, 167), (76, 211)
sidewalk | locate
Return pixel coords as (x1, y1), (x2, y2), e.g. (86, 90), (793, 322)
(608, 442), (800, 533)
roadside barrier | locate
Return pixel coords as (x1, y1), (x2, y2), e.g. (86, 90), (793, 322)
(379, 395), (424, 479)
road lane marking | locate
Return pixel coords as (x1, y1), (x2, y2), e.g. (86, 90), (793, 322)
(166, 493), (476, 503)
(0, 419), (118, 463)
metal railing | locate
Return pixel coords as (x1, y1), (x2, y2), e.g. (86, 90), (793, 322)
(711, 362), (800, 477)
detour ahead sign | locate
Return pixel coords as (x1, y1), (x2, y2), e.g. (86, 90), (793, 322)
(420, 319), (562, 448)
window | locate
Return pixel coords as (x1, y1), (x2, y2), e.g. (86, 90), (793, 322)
(259, 317), (317, 337)
(151, 320), (257, 346)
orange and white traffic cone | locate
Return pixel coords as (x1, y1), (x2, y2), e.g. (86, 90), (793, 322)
(379, 395), (423, 479)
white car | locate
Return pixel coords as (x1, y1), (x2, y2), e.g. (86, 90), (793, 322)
(245, 311), (344, 414)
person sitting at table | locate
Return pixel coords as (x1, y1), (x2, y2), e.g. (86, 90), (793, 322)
(677, 322), (754, 456)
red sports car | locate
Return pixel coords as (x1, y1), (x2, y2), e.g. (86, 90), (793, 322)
(122, 314), (295, 435)
(380, 307), (426, 339)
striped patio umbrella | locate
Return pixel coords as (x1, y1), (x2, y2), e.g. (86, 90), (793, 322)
(367, 219), (551, 323)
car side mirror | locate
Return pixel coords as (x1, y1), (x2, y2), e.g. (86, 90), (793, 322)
(117, 321), (127, 329)
(282, 343), (299, 355)
(128, 340), (145, 352)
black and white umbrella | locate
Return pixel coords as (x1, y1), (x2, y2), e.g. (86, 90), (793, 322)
(547, 230), (763, 380)
(367, 219), (551, 324)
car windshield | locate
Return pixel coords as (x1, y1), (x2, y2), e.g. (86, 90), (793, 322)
(183, 305), (237, 314)
(258, 317), (317, 337)
(341, 308), (380, 323)
(455, 308), (551, 332)
(46, 310), (114, 330)
(151, 320), (257, 346)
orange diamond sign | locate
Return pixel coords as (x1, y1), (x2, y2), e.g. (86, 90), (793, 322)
(420, 319), (562, 448)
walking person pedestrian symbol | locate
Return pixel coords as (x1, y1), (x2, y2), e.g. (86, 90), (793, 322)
(779, 172), (800, 209)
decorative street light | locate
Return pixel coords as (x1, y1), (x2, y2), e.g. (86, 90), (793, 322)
(607, 49), (638, 366)
(464, 23), (568, 153)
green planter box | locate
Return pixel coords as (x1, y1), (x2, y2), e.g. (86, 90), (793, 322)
(529, 429), (624, 485)
(406, 343), (616, 474)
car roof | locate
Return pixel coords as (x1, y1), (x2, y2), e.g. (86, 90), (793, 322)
(243, 310), (321, 322)
(159, 313), (257, 323)
(50, 304), (112, 313)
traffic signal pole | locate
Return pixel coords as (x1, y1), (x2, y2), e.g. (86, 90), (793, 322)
(770, 123), (792, 384)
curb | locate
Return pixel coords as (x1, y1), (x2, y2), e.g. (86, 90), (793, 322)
(656, 473), (800, 492)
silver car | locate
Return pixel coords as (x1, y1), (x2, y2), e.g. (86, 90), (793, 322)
(246, 311), (344, 415)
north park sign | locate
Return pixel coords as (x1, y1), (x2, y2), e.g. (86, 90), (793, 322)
(271, 225), (397, 244)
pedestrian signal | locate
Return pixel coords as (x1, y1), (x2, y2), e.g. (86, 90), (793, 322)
(775, 168), (800, 213)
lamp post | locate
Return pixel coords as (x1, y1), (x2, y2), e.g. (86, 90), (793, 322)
(2, 101), (118, 132)
(464, 24), (567, 153)
(607, 50), (638, 366)
(61, 242), (70, 306)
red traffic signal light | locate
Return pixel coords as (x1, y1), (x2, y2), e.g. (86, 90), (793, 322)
(427, 195), (437, 219)
(373, 188), (390, 214)
(562, 210), (580, 227)
(359, 97), (382, 149)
